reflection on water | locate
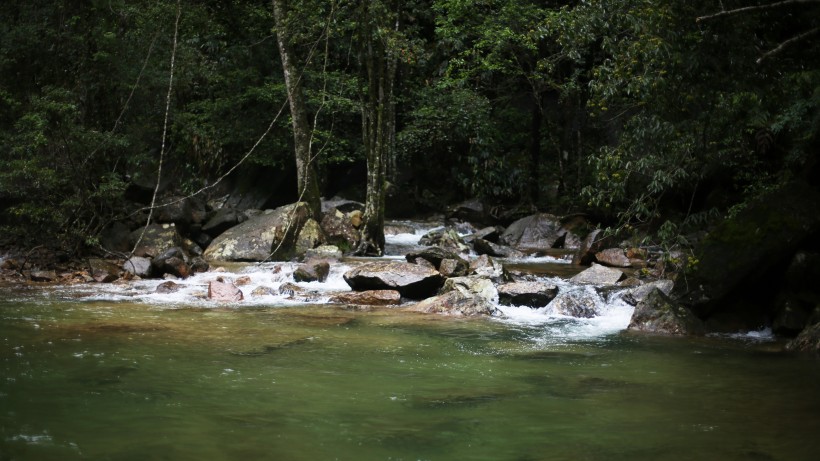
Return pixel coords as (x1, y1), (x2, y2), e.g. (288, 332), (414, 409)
(1, 293), (818, 461)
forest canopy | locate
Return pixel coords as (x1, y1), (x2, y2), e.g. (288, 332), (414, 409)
(1, 0), (818, 254)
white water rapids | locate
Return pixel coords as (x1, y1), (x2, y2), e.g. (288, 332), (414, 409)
(52, 222), (655, 340)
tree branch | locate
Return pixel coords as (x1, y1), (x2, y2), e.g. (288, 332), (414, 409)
(696, 0), (820, 22)
(757, 25), (820, 63)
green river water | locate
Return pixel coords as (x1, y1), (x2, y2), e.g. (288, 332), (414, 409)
(1, 288), (819, 461)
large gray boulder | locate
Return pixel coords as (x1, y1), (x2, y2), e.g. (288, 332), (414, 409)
(320, 207), (360, 251)
(418, 228), (470, 254)
(441, 276), (498, 304)
(203, 202), (311, 262)
(674, 181), (820, 319)
(549, 289), (601, 318)
(343, 261), (445, 299)
(500, 213), (565, 252)
(406, 247), (468, 275)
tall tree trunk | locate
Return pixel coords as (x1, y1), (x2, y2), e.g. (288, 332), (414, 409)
(272, 0), (322, 220)
(354, 0), (399, 256)
(528, 94), (542, 205)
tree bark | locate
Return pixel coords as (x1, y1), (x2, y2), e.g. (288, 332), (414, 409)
(272, 0), (322, 220)
(353, 0), (399, 256)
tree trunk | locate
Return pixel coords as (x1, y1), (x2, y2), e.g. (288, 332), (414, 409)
(272, 0), (322, 220)
(353, 0), (399, 256)
(528, 94), (543, 205)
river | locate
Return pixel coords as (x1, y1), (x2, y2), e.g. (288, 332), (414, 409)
(1, 225), (818, 460)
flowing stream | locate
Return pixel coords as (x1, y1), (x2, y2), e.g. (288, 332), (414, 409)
(1, 224), (818, 460)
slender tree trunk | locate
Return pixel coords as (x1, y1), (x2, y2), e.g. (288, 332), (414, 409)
(272, 0), (322, 220)
(354, 0), (399, 256)
(528, 94), (542, 205)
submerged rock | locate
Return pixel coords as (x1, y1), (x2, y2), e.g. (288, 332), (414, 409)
(330, 290), (402, 306)
(156, 280), (182, 294)
(343, 261), (444, 299)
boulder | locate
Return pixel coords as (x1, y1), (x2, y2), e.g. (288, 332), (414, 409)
(572, 229), (615, 266)
(557, 215), (590, 250)
(785, 323), (820, 353)
(251, 286), (277, 297)
(293, 259), (331, 283)
(208, 278), (244, 302)
(405, 290), (497, 317)
(123, 256), (152, 278)
(447, 198), (486, 224)
(189, 257), (210, 274)
(154, 195), (207, 232)
(438, 258), (468, 278)
(406, 247), (467, 272)
(305, 245), (343, 261)
(621, 280), (675, 306)
(569, 263), (625, 285)
(343, 261), (445, 299)
(628, 289), (704, 335)
(500, 213), (565, 252)
(330, 290), (402, 306)
(468, 254), (508, 282)
(203, 202), (311, 262)
(549, 289), (601, 318)
(441, 276), (499, 304)
(151, 247), (190, 279)
(295, 218), (325, 257)
(88, 258), (121, 283)
(202, 207), (247, 238)
(473, 238), (525, 259)
(129, 223), (182, 258)
(320, 208), (359, 251)
(674, 181), (820, 318)
(497, 281), (559, 307)
(463, 226), (501, 244)
(595, 248), (631, 268)
(418, 228), (469, 254)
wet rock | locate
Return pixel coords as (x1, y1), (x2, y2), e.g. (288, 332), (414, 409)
(595, 248), (631, 268)
(156, 281), (182, 294)
(497, 281), (558, 307)
(447, 198), (486, 224)
(441, 276), (498, 304)
(123, 256), (152, 278)
(235, 276), (252, 286)
(406, 247), (467, 272)
(628, 289), (704, 335)
(570, 263), (624, 286)
(468, 254), (508, 282)
(278, 282), (303, 296)
(89, 258), (121, 283)
(500, 213), (565, 252)
(251, 285), (277, 297)
(549, 289), (601, 318)
(151, 247), (190, 279)
(405, 290), (497, 317)
(343, 261), (445, 299)
(418, 228), (469, 254)
(208, 278), (244, 302)
(785, 323), (820, 353)
(463, 226), (502, 244)
(330, 290), (402, 306)
(558, 215), (590, 250)
(30, 270), (58, 282)
(572, 229), (616, 266)
(189, 257), (209, 274)
(203, 202), (311, 262)
(293, 259), (330, 283)
(473, 238), (525, 259)
(621, 280), (675, 306)
(439, 258), (468, 278)
(305, 245), (343, 261)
